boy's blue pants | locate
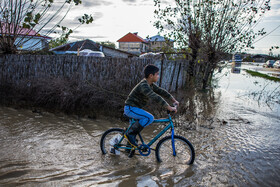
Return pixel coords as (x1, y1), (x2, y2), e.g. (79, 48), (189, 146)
(124, 105), (154, 127)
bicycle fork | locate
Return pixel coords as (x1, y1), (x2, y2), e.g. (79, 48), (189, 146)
(171, 127), (176, 156)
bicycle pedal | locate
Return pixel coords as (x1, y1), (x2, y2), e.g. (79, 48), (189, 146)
(110, 147), (116, 154)
(142, 148), (148, 152)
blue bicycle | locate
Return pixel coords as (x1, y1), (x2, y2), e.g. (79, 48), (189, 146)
(100, 110), (195, 165)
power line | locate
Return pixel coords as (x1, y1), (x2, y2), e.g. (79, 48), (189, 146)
(253, 24), (280, 44)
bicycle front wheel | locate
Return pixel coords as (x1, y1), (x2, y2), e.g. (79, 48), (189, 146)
(155, 135), (195, 165)
(100, 128), (131, 157)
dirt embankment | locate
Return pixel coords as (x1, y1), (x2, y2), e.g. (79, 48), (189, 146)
(259, 67), (280, 72)
(0, 77), (127, 119)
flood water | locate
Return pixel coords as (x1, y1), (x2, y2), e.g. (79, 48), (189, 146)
(0, 65), (280, 186)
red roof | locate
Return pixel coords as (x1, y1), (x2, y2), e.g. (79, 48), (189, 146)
(0, 22), (51, 39)
(117, 32), (147, 43)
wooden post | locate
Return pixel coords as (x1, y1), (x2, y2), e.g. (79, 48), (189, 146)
(169, 61), (177, 92)
(159, 53), (164, 87)
(175, 62), (182, 92)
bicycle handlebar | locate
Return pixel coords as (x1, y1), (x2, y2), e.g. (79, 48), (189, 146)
(167, 103), (178, 114)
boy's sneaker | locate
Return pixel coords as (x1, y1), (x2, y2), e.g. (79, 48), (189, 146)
(109, 134), (122, 146)
(110, 147), (120, 155)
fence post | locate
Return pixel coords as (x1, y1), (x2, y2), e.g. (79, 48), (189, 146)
(175, 62), (182, 92)
(168, 61), (177, 92)
(159, 53), (164, 87)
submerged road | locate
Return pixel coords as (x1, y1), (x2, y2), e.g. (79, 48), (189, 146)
(0, 65), (279, 186)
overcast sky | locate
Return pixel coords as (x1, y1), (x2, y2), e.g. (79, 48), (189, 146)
(58, 0), (280, 55)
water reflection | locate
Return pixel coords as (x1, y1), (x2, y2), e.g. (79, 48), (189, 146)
(172, 87), (220, 130)
(231, 62), (241, 74)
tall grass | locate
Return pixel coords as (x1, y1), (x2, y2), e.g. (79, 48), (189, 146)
(245, 69), (280, 82)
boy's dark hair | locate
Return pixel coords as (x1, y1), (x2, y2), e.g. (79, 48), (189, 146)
(144, 64), (159, 78)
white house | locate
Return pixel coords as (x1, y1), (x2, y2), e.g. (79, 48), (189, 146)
(15, 34), (51, 51)
(146, 35), (174, 52)
(0, 22), (51, 51)
(117, 32), (149, 55)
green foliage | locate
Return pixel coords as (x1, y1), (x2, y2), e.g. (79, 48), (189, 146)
(49, 37), (68, 49)
(78, 14), (94, 24)
(269, 46), (279, 51)
(96, 41), (116, 49)
(245, 69), (280, 82)
(243, 56), (254, 62)
(154, 0), (270, 54)
(153, 0), (271, 88)
(66, 0), (82, 5)
(266, 56), (279, 61)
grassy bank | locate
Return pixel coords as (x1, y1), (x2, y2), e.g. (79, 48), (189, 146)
(244, 69), (280, 82)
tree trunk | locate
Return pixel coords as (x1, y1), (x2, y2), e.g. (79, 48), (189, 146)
(202, 51), (217, 89)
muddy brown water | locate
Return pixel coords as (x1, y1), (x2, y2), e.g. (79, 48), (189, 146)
(0, 65), (280, 186)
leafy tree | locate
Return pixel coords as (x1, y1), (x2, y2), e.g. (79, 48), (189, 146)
(0, 0), (93, 54)
(243, 56), (255, 62)
(96, 41), (116, 49)
(154, 0), (270, 88)
(49, 36), (69, 49)
(269, 46), (279, 57)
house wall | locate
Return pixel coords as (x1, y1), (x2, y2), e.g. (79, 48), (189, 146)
(15, 36), (46, 50)
(119, 42), (148, 54)
(253, 58), (265, 63)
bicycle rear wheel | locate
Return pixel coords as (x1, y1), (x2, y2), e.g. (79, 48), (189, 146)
(155, 135), (195, 165)
(100, 128), (132, 157)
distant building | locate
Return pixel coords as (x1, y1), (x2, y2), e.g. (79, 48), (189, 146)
(232, 54), (242, 62)
(0, 22), (51, 52)
(146, 35), (174, 52)
(50, 39), (99, 55)
(232, 54), (242, 68)
(50, 39), (137, 58)
(117, 33), (175, 54)
(252, 54), (266, 63)
(117, 32), (149, 55)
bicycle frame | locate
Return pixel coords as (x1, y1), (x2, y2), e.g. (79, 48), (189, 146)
(117, 113), (177, 156)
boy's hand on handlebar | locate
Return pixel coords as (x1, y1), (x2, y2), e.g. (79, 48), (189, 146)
(173, 100), (179, 107)
(167, 105), (177, 113)
(172, 99), (179, 107)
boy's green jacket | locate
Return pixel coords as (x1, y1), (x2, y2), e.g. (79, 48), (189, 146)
(125, 79), (174, 108)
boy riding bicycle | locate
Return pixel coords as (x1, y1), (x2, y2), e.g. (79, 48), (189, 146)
(124, 64), (179, 148)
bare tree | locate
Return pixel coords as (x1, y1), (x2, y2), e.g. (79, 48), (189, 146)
(0, 0), (93, 54)
(154, 0), (270, 88)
